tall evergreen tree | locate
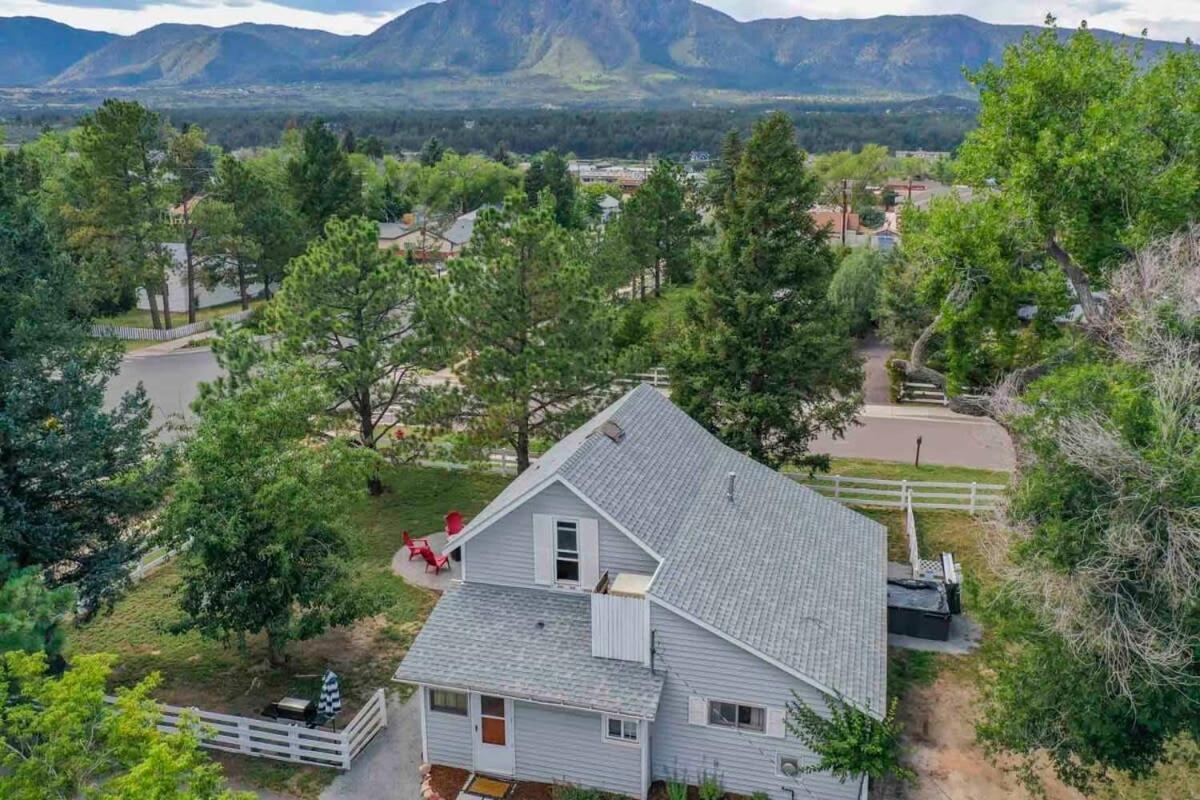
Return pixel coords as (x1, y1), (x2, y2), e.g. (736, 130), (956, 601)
(523, 149), (577, 228)
(436, 191), (619, 472)
(0, 151), (167, 614)
(418, 135), (445, 167)
(621, 159), (700, 296)
(270, 216), (445, 495)
(669, 113), (863, 469)
(165, 124), (214, 323)
(71, 100), (176, 329)
(287, 119), (362, 235)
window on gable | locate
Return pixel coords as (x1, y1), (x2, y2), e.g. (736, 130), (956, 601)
(605, 715), (639, 743)
(708, 700), (765, 733)
(555, 519), (580, 584)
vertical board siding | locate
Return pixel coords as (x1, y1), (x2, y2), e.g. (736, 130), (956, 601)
(425, 700), (473, 770)
(649, 605), (862, 800)
(592, 593), (649, 662)
(514, 702), (642, 798)
(464, 482), (657, 589)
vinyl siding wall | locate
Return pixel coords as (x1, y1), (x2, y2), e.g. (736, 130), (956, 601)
(514, 701), (643, 798)
(424, 692), (473, 769)
(649, 604), (864, 800)
(464, 482), (658, 588)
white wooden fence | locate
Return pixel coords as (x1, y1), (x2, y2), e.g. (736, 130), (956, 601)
(105, 687), (388, 770)
(791, 474), (1004, 514)
(616, 367), (671, 388)
(92, 309), (254, 341)
(900, 381), (985, 407)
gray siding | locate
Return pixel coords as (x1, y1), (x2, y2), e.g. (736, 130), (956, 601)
(514, 702), (642, 798)
(464, 481), (658, 588)
(424, 692), (472, 769)
(649, 604), (863, 800)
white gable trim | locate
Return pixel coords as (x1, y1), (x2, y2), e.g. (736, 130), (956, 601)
(648, 595), (882, 721)
(442, 474), (662, 564)
(557, 476), (663, 562)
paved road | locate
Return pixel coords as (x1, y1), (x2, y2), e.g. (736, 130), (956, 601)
(111, 347), (1013, 470)
(811, 404), (1015, 472)
(107, 347), (221, 440)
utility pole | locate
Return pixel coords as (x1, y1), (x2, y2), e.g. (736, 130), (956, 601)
(907, 175), (914, 202)
(841, 178), (848, 245)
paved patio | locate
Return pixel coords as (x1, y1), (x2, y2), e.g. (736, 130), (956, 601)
(391, 530), (458, 590)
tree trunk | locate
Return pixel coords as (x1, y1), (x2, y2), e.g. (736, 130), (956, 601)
(360, 397), (384, 496)
(183, 209), (197, 324)
(160, 280), (173, 330)
(1047, 237), (1103, 323)
(516, 418), (531, 474)
(266, 630), (288, 667)
(653, 258), (661, 297)
(144, 285), (163, 330)
(237, 261), (250, 311)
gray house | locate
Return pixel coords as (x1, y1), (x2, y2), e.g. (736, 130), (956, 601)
(396, 385), (887, 799)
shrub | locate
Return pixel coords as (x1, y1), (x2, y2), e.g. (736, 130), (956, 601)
(697, 771), (724, 800)
(787, 692), (914, 783)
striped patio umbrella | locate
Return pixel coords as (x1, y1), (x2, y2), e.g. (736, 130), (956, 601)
(318, 670), (342, 722)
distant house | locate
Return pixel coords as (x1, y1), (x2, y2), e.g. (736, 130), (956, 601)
(598, 194), (621, 225)
(396, 385), (887, 800)
(378, 215), (455, 262)
(135, 243), (263, 312)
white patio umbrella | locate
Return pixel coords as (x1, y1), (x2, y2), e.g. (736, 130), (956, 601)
(318, 669), (342, 727)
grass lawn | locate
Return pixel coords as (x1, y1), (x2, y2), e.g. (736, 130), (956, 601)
(68, 463), (511, 798)
(820, 456), (1009, 486)
(96, 299), (263, 329)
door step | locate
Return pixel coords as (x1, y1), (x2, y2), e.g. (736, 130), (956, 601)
(462, 773), (514, 799)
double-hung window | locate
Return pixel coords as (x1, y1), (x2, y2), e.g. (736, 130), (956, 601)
(604, 715), (639, 743)
(708, 700), (766, 733)
(555, 519), (580, 584)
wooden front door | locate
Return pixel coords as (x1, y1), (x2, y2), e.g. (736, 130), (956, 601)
(471, 693), (514, 776)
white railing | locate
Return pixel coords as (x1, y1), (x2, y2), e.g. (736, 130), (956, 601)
(129, 539), (190, 582)
(105, 687), (387, 770)
(791, 474), (1004, 513)
(904, 487), (919, 574)
(92, 309), (254, 341)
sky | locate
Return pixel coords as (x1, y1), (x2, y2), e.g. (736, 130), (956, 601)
(2, 0), (1198, 42)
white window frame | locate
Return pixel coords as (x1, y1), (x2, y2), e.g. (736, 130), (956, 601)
(554, 517), (581, 586)
(707, 698), (767, 734)
(427, 688), (468, 716)
(602, 714), (640, 745)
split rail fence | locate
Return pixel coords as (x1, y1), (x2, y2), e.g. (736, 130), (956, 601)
(104, 687), (388, 770)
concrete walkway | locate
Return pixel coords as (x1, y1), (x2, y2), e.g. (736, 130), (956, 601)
(320, 693), (422, 800)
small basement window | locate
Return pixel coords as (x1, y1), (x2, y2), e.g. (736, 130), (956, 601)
(555, 519), (580, 584)
(428, 688), (468, 716)
(605, 715), (639, 743)
(709, 700), (766, 733)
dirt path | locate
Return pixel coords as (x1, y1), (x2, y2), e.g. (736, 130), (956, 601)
(875, 673), (1085, 800)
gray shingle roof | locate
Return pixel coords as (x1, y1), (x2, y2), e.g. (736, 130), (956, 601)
(395, 582), (665, 719)
(556, 386), (887, 714)
(449, 385), (887, 717)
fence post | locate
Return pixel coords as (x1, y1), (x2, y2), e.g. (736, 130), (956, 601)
(237, 718), (252, 755)
(969, 482), (978, 514)
(900, 479), (908, 509)
(287, 726), (300, 762)
(833, 475), (841, 499)
(378, 689), (388, 728)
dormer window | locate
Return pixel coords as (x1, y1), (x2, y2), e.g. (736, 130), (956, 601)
(555, 519), (580, 584)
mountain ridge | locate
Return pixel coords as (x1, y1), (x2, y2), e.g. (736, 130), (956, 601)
(0, 3), (1181, 101)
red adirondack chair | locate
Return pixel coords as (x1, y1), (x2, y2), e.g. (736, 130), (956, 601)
(402, 531), (428, 561)
(419, 544), (450, 574)
(444, 511), (465, 537)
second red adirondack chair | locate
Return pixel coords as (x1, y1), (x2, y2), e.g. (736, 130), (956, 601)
(403, 531), (428, 561)
(419, 544), (450, 574)
(444, 511), (464, 536)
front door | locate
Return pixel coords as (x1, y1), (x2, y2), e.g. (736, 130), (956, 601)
(471, 693), (514, 776)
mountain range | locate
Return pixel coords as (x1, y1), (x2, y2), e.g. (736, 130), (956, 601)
(0, 0), (1178, 103)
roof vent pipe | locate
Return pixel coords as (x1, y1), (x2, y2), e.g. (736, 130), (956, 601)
(727, 471), (736, 502)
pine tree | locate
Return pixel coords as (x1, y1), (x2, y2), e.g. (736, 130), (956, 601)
(287, 119), (362, 235)
(669, 113), (863, 469)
